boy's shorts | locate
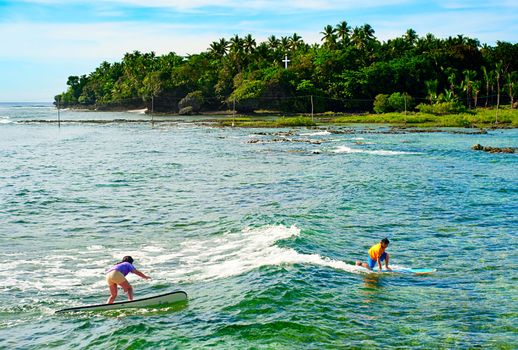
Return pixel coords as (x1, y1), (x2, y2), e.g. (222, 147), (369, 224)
(106, 270), (127, 285)
(368, 252), (387, 269)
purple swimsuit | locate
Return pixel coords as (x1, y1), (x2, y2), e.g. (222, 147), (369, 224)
(106, 262), (135, 276)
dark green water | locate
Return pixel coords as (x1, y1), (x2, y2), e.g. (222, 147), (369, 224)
(0, 106), (517, 349)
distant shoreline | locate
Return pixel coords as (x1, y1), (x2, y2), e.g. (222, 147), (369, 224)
(0, 102), (53, 107)
(20, 105), (518, 129)
(15, 117), (516, 131)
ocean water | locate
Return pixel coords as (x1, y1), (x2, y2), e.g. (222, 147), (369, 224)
(0, 105), (517, 349)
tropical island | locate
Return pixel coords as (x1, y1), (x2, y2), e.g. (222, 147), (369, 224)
(55, 21), (518, 128)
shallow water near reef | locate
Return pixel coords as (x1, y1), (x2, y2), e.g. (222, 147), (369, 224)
(1, 105), (517, 348)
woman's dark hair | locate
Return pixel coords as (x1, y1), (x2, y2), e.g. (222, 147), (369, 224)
(381, 238), (390, 245)
(121, 256), (134, 264)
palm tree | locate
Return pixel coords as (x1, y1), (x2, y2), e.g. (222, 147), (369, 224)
(362, 24), (375, 41)
(404, 28), (418, 46)
(254, 42), (270, 63)
(243, 34), (256, 55)
(208, 38), (229, 58)
(289, 33), (302, 51)
(351, 27), (363, 49)
(321, 25), (337, 48)
(209, 41), (220, 56)
(505, 72), (516, 109)
(481, 66), (490, 107)
(229, 35), (244, 72)
(229, 35), (243, 54)
(495, 62), (503, 111)
(351, 24), (375, 50)
(463, 70), (477, 109)
(267, 35), (280, 50)
(280, 36), (290, 53)
(472, 80), (481, 109)
(218, 38), (229, 55)
(335, 21), (351, 46)
(447, 71), (457, 97)
(494, 61), (504, 123)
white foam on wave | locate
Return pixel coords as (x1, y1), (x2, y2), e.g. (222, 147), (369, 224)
(0, 253), (111, 295)
(66, 225), (361, 287)
(300, 131), (331, 136)
(0, 225), (364, 299)
(158, 224), (360, 282)
(332, 146), (419, 155)
(141, 245), (164, 253)
(0, 117), (12, 124)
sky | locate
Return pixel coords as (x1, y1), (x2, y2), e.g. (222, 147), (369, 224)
(0, 0), (516, 102)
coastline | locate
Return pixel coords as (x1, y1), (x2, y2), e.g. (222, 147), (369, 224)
(21, 107), (518, 129)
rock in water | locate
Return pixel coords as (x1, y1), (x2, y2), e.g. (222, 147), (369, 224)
(472, 144), (516, 153)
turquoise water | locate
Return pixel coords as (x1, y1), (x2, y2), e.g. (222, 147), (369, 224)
(1, 105), (517, 349)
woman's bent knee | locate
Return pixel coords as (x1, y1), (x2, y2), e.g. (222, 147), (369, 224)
(122, 285), (133, 294)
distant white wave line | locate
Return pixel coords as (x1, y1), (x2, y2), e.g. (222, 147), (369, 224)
(332, 146), (420, 155)
(0, 225), (362, 296)
(300, 131), (331, 136)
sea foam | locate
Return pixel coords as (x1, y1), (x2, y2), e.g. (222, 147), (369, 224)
(300, 131), (331, 136)
(0, 225), (363, 297)
(159, 224), (360, 282)
(332, 145), (419, 155)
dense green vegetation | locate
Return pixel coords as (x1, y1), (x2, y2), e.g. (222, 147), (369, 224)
(55, 21), (518, 117)
(217, 116), (317, 128)
(332, 107), (518, 128)
(212, 107), (518, 128)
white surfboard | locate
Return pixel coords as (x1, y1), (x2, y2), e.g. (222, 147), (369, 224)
(55, 290), (187, 313)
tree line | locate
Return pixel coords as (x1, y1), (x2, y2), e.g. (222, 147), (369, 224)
(55, 21), (518, 114)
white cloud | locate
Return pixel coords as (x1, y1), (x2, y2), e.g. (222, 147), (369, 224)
(0, 20), (223, 101)
(372, 10), (518, 44)
(0, 22), (218, 60)
(437, 0), (518, 10)
(1, 4), (514, 64)
(15, 0), (518, 13)
(18, 0), (413, 11)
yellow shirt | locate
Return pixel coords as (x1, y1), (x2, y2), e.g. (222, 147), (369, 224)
(368, 243), (385, 260)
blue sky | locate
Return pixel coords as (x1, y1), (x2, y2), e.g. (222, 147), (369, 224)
(0, 0), (516, 102)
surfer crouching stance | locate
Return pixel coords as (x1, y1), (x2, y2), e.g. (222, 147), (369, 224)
(356, 238), (392, 271)
(106, 256), (151, 304)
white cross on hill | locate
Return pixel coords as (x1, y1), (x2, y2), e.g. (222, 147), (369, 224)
(282, 55), (290, 69)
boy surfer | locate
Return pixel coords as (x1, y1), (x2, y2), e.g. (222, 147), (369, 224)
(356, 238), (392, 271)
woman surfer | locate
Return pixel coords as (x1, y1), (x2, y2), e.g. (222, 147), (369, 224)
(105, 256), (151, 304)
